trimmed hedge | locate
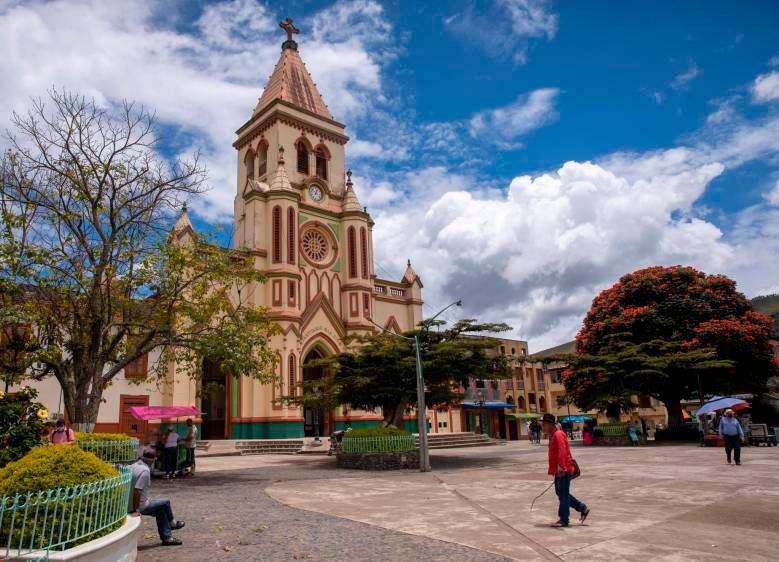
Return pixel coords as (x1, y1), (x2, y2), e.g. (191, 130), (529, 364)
(344, 427), (411, 438)
(0, 445), (118, 497)
(74, 432), (132, 442)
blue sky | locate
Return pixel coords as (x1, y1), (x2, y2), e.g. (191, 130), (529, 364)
(1, 0), (778, 350)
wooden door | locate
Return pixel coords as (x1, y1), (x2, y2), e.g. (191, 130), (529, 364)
(119, 395), (149, 439)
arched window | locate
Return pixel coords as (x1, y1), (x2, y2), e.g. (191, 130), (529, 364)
(315, 148), (328, 180)
(244, 149), (255, 180)
(539, 396), (546, 412)
(257, 143), (268, 177)
(518, 396), (526, 409)
(347, 226), (357, 278)
(287, 207), (296, 264)
(272, 206), (282, 263)
(288, 354), (296, 397)
(297, 141), (309, 175)
(360, 227), (368, 278)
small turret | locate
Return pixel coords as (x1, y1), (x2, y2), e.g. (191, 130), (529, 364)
(343, 169), (362, 212)
(268, 147), (294, 192)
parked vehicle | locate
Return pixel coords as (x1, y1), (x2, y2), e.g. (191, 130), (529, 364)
(328, 428), (352, 455)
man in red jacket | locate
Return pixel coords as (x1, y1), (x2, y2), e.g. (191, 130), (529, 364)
(542, 413), (590, 527)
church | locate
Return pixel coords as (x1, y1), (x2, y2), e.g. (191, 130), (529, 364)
(28, 19), (424, 441)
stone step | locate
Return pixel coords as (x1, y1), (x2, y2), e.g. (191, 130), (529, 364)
(241, 449), (300, 455)
(423, 441), (498, 449)
(414, 432), (496, 449)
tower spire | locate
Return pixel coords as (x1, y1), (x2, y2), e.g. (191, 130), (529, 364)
(252, 17), (334, 119)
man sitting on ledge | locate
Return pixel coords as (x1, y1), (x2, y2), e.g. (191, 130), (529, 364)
(129, 448), (186, 546)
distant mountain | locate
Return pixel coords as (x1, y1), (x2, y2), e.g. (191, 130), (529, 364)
(751, 294), (779, 339)
(752, 294), (779, 315)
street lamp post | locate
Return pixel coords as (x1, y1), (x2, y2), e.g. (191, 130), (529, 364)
(367, 299), (462, 473)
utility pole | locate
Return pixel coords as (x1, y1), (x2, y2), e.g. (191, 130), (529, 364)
(367, 300), (462, 473)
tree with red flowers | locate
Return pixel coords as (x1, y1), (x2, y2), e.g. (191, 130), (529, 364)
(564, 266), (777, 423)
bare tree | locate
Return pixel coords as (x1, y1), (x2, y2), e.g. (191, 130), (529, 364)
(0, 90), (276, 428)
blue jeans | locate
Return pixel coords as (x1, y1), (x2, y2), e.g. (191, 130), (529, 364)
(141, 499), (175, 540)
(554, 473), (587, 525)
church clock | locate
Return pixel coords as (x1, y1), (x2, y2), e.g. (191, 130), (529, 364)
(308, 185), (323, 202)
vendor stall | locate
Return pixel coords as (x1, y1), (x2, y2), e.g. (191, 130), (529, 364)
(129, 405), (203, 477)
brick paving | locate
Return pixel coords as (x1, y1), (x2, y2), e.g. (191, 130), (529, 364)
(136, 455), (513, 562)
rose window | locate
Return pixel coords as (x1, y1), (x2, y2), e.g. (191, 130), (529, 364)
(301, 229), (329, 263)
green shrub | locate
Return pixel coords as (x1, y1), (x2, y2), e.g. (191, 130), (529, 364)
(0, 446), (125, 551)
(74, 432), (132, 442)
(0, 387), (48, 468)
(341, 428), (416, 453)
(344, 427), (411, 438)
(0, 445), (117, 497)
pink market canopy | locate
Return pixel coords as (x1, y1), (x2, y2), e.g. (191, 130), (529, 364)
(129, 405), (203, 421)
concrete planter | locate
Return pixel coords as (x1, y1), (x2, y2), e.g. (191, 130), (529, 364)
(14, 516), (140, 562)
(336, 450), (420, 470)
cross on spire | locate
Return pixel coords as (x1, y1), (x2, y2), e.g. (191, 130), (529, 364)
(279, 17), (299, 41)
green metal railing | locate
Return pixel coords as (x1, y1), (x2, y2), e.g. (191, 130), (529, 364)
(76, 439), (139, 464)
(598, 424), (627, 436)
(341, 435), (417, 453)
(0, 465), (132, 560)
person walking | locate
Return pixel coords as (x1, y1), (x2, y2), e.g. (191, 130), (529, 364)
(542, 413), (590, 527)
(530, 420), (541, 444)
(48, 419), (75, 445)
(163, 426), (180, 479)
(129, 449), (185, 546)
(627, 422), (639, 446)
(184, 418), (197, 475)
(718, 409), (744, 465)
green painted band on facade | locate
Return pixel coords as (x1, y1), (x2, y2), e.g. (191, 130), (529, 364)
(230, 421), (305, 439)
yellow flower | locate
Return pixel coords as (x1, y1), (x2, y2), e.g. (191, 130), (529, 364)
(37, 408), (49, 420)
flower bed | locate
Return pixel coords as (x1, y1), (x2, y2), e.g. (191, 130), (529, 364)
(337, 428), (418, 470)
(0, 447), (132, 559)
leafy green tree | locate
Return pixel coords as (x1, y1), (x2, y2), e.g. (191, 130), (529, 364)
(0, 90), (277, 428)
(0, 386), (47, 467)
(286, 319), (511, 429)
(564, 266), (777, 423)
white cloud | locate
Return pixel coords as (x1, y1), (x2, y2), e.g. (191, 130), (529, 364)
(670, 60), (702, 91)
(765, 180), (779, 206)
(0, 0), (393, 221)
(364, 95), (779, 351)
(468, 88), (560, 148)
(445, 0), (557, 65)
(752, 70), (779, 103)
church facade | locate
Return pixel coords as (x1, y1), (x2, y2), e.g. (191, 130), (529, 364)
(186, 27), (424, 439)
(26, 24), (423, 441)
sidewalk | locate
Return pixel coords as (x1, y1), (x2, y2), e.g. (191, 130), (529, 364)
(266, 444), (779, 561)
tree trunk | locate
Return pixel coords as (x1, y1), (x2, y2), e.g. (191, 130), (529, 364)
(605, 401), (622, 421)
(662, 396), (684, 426)
(381, 402), (406, 429)
(62, 370), (103, 430)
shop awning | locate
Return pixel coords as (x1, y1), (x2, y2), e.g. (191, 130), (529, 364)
(461, 401), (514, 409)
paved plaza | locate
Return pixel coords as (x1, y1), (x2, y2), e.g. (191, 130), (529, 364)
(137, 442), (779, 561)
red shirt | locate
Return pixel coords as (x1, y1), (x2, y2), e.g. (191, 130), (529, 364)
(548, 428), (575, 475)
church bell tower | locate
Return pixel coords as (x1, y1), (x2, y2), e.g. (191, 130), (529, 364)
(231, 17), (375, 334)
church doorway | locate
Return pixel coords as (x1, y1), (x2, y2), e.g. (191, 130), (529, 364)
(302, 347), (331, 438)
(201, 359), (229, 440)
